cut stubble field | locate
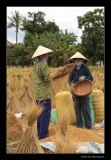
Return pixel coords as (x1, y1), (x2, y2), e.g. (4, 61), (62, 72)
(7, 65), (104, 153)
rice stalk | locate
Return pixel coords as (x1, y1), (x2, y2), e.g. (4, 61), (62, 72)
(17, 127), (44, 153)
(8, 95), (15, 112)
(59, 109), (68, 137)
(26, 90), (33, 101)
(53, 132), (80, 153)
(12, 95), (24, 113)
(19, 90), (26, 101)
(16, 106), (44, 153)
(52, 107), (80, 153)
(26, 106), (44, 127)
(10, 82), (16, 92)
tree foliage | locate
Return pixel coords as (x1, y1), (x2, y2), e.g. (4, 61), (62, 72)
(21, 11), (59, 34)
(7, 10), (23, 44)
(7, 43), (31, 67)
(7, 9), (104, 67)
(77, 8), (104, 65)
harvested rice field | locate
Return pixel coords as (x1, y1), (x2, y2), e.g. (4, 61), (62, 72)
(7, 66), (104, 111)
(7, 109), (104, 153)
(39, 124), (104, 144)
(7, 66), (104, 153)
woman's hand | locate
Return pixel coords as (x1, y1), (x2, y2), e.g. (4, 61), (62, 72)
(79, 76), (85, 82)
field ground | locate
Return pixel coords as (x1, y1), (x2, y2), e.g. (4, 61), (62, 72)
(7, 114), (104, 153)
(7, 66), (104, 153)
(7, 66), (104, 111)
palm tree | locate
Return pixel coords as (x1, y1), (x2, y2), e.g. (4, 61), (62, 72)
(7, 10), (23, 44)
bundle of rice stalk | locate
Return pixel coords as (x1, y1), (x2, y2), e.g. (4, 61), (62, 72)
(52, 109), (81, 153)
(53, 133), (80, 153)
(59, 109), (68, 137)
(8, 95), (15, 112)
(50, 63), (75, 80)
(18, 87), (26, 101)
(21, 77), (29, 91)
(26, 106), (43, 127)
(7, 91), (12, 110)
(11, 94), (25, 113)
(16, 106), (44, 153)
(10, 82), (16, 92)
(19, 89), (31, 102)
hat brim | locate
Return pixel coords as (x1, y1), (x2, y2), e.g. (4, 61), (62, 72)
(68, 58), (87, 63)
(32, 46), (53, 59)
(68, 52), (87, 63)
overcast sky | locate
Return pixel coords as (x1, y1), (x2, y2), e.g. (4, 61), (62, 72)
(7, 6), (104, 44)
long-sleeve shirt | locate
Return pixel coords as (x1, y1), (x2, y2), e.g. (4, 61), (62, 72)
(68, 64), (93, 85)
(33, 61), (51, 100)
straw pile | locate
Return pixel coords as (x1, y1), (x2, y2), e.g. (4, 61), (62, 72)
(7, 64), (75, 112)
(66, 126), (103, 144)
(16, 106), (44, 153)
(50, 63), (75, 109)
(59, 114), (67, 137)
(53, 132), (80, 153)
(59, 108), (69, 136)
(50, 63), (75, 80)
(7, 72), (35, 114)
(39, 114), (103, 153)
(39, 124), (103, 144)
(53, 109), (80, 153)
(7, 110), (23, 143)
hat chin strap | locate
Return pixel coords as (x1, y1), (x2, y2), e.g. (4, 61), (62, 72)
(38, 56), (42, 61)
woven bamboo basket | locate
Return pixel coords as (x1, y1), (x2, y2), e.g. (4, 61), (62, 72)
(73, 79), (93, 96)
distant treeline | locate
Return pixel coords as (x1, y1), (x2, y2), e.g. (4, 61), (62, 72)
(7, 9), (104, 67)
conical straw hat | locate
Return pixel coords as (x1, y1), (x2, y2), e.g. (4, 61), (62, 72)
(69, 52), (87, 62)
(32, 46), (53, 59)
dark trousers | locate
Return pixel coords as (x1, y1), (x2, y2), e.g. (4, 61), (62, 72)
(71, 90), (92, 128)
(36, 99), (51, 140)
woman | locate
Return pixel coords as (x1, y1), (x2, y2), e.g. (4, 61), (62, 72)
(68, 52), (95, 129)
(32, 45), (53, 139)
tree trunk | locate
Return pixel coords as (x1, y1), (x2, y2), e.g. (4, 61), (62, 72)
(16, 24), (18, 44)
(16, 31), (18, 44)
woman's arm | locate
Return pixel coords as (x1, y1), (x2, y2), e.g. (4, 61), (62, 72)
(40, 62), (50, 82)
(68, 71), (73, 86)
(85, 66), (93, 81)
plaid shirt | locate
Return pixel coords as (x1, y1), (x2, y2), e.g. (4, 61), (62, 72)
(33, 61), (51, 100)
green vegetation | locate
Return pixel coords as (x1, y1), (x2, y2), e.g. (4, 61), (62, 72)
(7, 9), (104, 67)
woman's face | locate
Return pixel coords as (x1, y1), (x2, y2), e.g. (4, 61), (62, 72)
(75, 58), (82, 62)
(42, 53), (50, 59)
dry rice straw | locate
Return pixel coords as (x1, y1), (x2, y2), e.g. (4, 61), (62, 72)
(16, 106), (44, 153)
